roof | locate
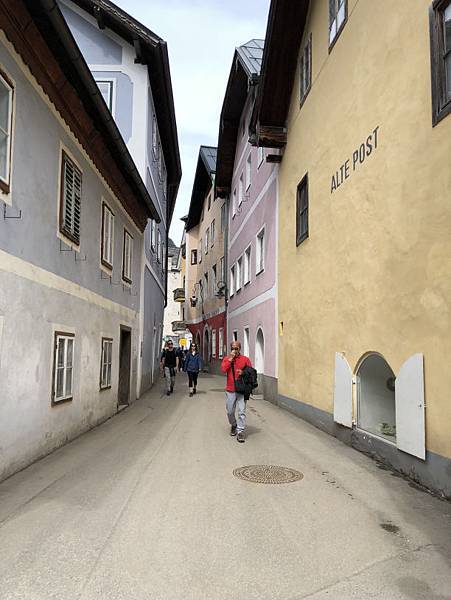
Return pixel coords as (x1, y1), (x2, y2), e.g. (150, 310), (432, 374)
(67, 0), (182, 223)
(250, 0), (310, 148)
(215, 39), (264, 198)
(2, 0), (162, 229)
(185, 146), (217, 232)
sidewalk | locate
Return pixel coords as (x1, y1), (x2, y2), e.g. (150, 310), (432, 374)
(0, 373), (450, 600)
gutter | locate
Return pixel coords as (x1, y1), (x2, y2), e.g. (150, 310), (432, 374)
(37, 0), (161, 223)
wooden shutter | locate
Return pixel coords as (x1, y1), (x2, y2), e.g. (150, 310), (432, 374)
(333, 352), (353, 427)
(61, 152), (82, 244)
(395, 354), (426, 460)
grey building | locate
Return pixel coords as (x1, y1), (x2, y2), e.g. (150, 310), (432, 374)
(0, 0), (180, 482)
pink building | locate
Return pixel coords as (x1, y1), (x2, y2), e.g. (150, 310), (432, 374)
(216, 40), (278, 402)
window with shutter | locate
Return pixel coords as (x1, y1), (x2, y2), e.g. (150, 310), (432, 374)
(53, 332), (75, 403)
(100, 337), (113, 389)
(60, 151), (82, 245)
(430, 0), (451, 124)
(300, 34), (312, 105)
(101, 202), (114, 269)
(122, 229), (133, 283)
(296, 174), (309, 246)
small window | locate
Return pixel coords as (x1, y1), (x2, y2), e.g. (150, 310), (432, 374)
(152, 115), (158, 159)
(212, 264), (217, 296)
(329, 0), (347, 47)
(201, 206), (205, 222)
(230, 265), (235, 296)
(100, 337), (113, 390)
(96, 79), (114, 113)
(219, 328), (224, 358)
(232, 189), (237, 217)
(157, 141), (163, 181)
(211, 219), (215, 246)
(243, 327), (250, 357)
(212, 329), (217, 358)
(239, 174), (244, 206)
(122, 229), (133, 283)
(257, 147), (264, 168)
(296, 174), (309, 246)
(220, 256), (225, 282)
(60, 151), (82, 245)
(157, 229), (161, 263)
(150, 219), (156, 252)
(221, 203), (226, 232)
(162, 242), (166, 274)
(199, 238), (203, 263)
(208, 194), (211, 211)
(300, 34), (312, 105)
(204, 273), (209, 299)
(0, 69), (13, 193)
(246, 154), (252, 190)
(205, 230), (209, 254)
(101, 203), (114, 269)
(236, 256), (242, 292)
(430, 0), (451, 124)
(233, 330), (238, 342)
(191, 249), (198, 265)
(244, 246), (251, 285)
(256, 228), (265, 275)
(53, 332), (74, 403)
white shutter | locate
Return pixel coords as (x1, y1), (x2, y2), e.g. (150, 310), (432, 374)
(395, 353), (425, 460)
(333, 352), (353, 427)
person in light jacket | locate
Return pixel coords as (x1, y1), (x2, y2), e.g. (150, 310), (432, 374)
(183, 342), (203, 397)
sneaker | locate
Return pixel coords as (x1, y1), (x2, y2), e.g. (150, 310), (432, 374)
(189, 392), (193, 397)
(170, 386), (174, 393)
(166, 391), (170, 396)
(237, 432), (245, 443)
(230, 424), (237, 436)
(193, 388), (197, 395)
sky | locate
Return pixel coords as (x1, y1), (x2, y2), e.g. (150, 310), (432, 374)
(115, 0), (270, 246)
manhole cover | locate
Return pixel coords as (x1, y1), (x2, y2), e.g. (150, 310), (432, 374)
(233, 465), (303, 484)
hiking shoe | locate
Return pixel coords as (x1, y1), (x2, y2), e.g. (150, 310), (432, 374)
(237, 432), (245, 443)
(230, 424), (237, 436)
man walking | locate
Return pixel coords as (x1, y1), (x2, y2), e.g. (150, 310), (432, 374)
(221, 340), (252, 443)
(160, 340), (178, 396)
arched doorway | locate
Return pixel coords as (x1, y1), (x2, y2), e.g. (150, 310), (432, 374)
(255, 328), (265, 374)
(357, 353), (396, 441)
(203, 327), (210, 366)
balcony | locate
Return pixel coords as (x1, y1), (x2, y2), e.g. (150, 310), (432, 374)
(173, 288), (185, 302)
(172, 321), (187, 333)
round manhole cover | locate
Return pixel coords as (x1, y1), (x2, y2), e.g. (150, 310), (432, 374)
(233, 465), (304, 484)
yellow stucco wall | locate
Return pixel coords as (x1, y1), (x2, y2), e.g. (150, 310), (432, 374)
(278, 0), (451, 460)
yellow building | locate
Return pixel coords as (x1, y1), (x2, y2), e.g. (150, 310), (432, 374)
(252, 0), (451, 497)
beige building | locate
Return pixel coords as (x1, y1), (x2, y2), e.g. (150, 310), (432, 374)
(253, 0), (451, 497)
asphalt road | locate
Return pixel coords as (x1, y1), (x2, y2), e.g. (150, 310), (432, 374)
(0, 374), (450, 599)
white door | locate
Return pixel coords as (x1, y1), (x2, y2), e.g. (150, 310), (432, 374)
(333, 352), (353, 428)
(395, 353), (425, 460)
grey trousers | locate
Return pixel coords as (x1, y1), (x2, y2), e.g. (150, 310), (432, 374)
(164, 367), (175, 392)
(225, 391), (246, 432)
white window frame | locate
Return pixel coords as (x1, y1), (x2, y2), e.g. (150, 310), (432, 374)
(162, 242), (166, 273)
(257, 146), (264, 168)
(152, 115), (158, 160)
(101, 201), (114, 269)
(329, 0), (347, 46)
(239, 174), (244, 206)
(212, 329), (217, 358)
(211, 219), (215, 247)
(205, 229), (209, 254)
(151, 220), (156, 252)
(95, 78), (116, 115)
(236, 256), (242, 292)
(191, 249), (198, 265)
(221, 203), (226, 232)
(219, 328), (224, 358)
(122, 229), (133, 284)
(157, 229), (162, 263)
(256, 227), (265, 275)
(230, 264), (235, 297)
(53, 332), (75, 403)
(199, 238), (203, 263)
(243, 327), (250, 357)
(244, 245), (251, 285)
(220, 256), (225, 283)
(232, 189), (237, 217)
(100, 337), (113, 390)
(0, 69), (14, 192)
(246, 154), (252, 190)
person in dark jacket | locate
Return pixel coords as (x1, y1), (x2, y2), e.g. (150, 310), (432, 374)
(183, 342), (203, 396)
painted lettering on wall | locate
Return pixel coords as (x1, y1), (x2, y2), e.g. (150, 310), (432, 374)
(331, 126), (380, 194)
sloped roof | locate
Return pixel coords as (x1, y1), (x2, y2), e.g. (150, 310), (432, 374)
(237, 39), (264, 78)
(185, 145), (217, 232)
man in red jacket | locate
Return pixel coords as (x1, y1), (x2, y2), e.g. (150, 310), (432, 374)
(221, 340), (252, 443)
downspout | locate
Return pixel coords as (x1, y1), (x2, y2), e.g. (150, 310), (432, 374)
(224, 193), (230, 345)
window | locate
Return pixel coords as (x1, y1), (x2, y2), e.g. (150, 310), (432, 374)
(96, 79), (114, 113)
(0, 70), (13, 192)
(162, 242), (166, 273)
(243, 327), (250, 357)
(233, 330), (238, 342)
(60, 151), (82, 245)
(208, 194), (211, 211)
(329, 0), (347, 47)
(430, 1), (451, 124)
(296, 174), (309, 246)
(157, 141), (163, 181)
(220, 256), (225, 282)
(122, 229), (133, 283)
(191, 249), (198, 265)
(101, 203), (114, 269)
(157, 229), (161, 263)
(239, 174), (244, 206)
(230, 264), (235, 296)
(151, 219), (156, 251)
(211, 220), (215, 246)
(204, 273), (209, 299)
(232, 189), (237, 217)
(258, 146), (264, 168)
(100, 337), (113, 390)
(212, 264), (217, 296)
(300, 34), (312, 105)
(152, 115), (158, 159)
(201, 206), (205, 222)
(244, 246), (251, 285)
(246, 155), (252, 190)
(205, 229), (209, 254)
(236, 256), (242, 292)
(53, 332), (74, 403)
(219, 328), (224, 358)
(221, 203), (226, 232)
(199, 238), (202, 263)
(256, 228), (265, 274)
(212, 329), (217, 358)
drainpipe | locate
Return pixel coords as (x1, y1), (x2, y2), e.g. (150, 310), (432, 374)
(224, 193), (230, 345)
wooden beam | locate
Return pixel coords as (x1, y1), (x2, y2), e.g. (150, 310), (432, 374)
(258, 124), (287, 148)
(266, 154), (282, 163)
(93, 6), (105, 29)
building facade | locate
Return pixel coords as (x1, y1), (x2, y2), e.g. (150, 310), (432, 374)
(216, 40), (278, 402)
(0, 0), (167, 481)
(185, 146), (227, 373)
(253, 0), (451, 497)
(59, 0), (181, 393)
(162, 238), (182, 344)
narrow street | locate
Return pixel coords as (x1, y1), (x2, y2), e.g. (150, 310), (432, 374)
(0, 375), (450, 600)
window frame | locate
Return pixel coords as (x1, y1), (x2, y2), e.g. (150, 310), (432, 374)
(300, 33), (312, 107)
(122, 228), (133, 284)
(236, 255), (243, 292)
(101, 201), (114, 270)
(211, 219), (215, 247)
(221, 203), (226, 232)
(212, 329), (217, 358)
(328, 0), (347, 51)
(245, 154), (252, 190)
(0, 68), (14, 194)
(232, 188), (237, 218)
(95, 78), (115, 115)
(239, 174), (244, 206)
(156, 229), (162, 264)
(199, 238), (203, 263)
(205, 229), (209, 254)
(430, 0), (451, 125)
(256, 227), (265, 276)
(296, 173), (309, 247)
(150, 219), (156, 252)
(219, 328), (224, 358)
(257, 146), (264, 168)
(230, 264), (235, 297)
(52, 331), (75, 405)
(244, 244), (251, 285)
(152, 114), (158, 160)
(60, 150), (82, 246)
(100, 337), (113, 390)
(191, 249), (198, 265)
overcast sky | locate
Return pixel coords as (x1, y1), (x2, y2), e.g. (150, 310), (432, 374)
(115, 0), (270, 245)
